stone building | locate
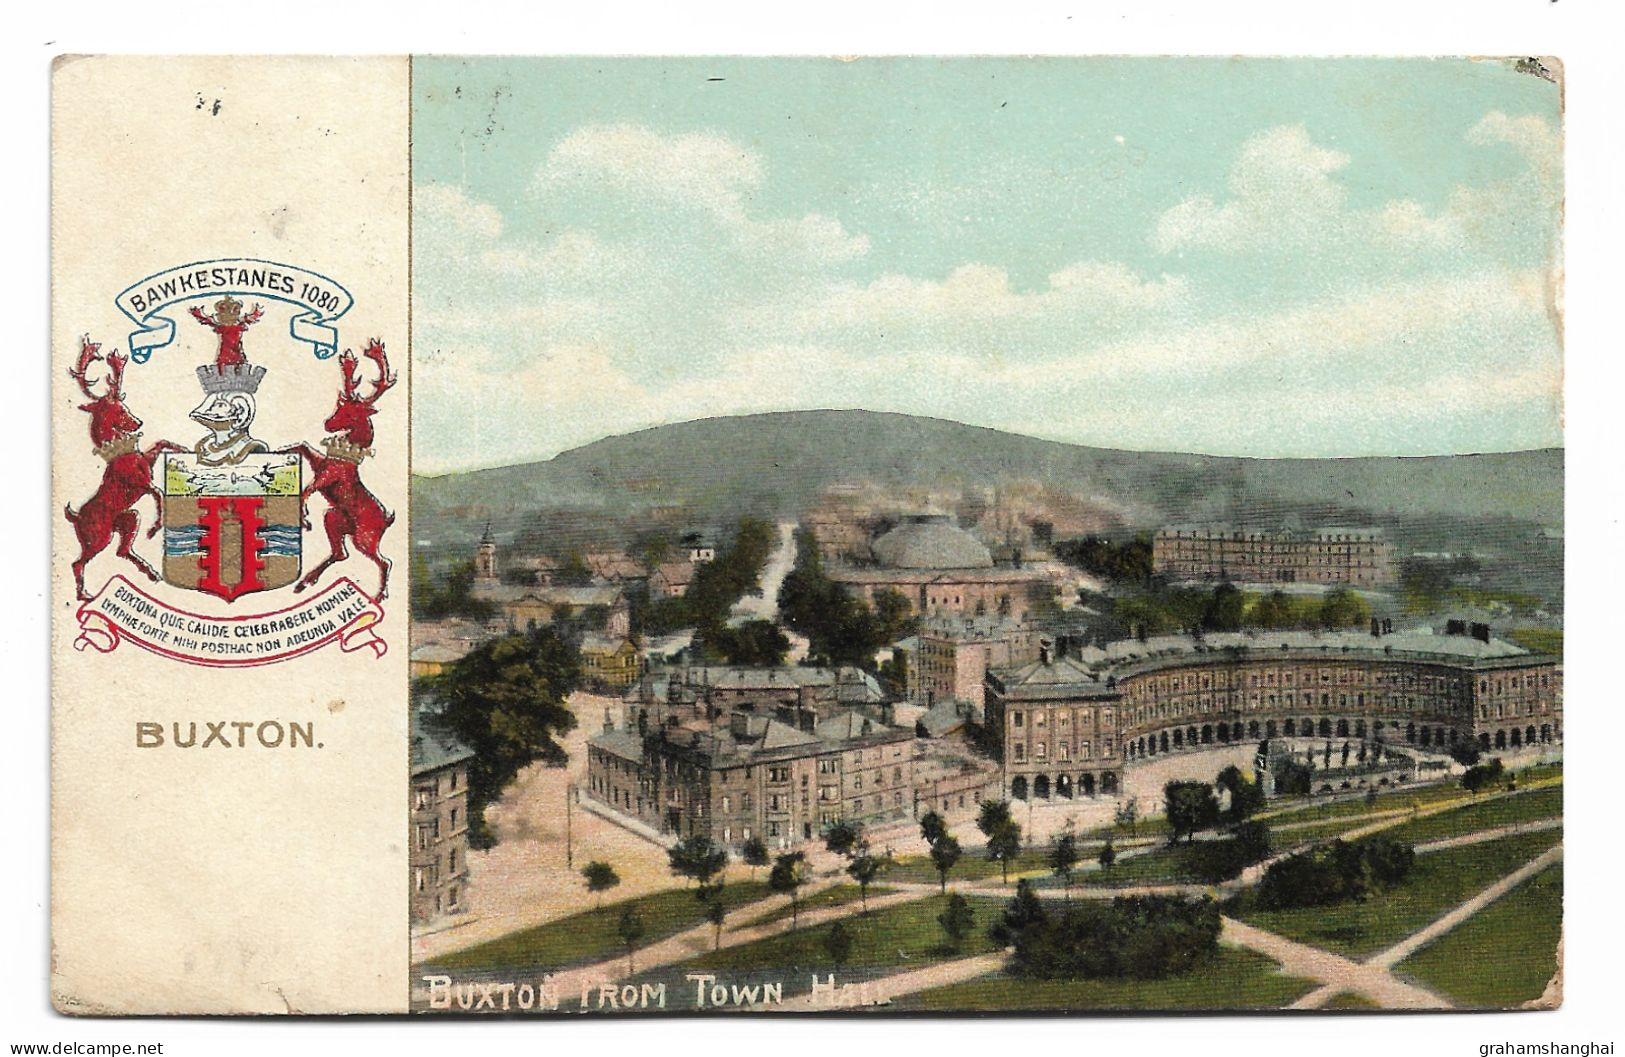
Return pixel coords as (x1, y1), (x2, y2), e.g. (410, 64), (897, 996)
(908, 614), (1044, 711)
(587, 665), (911, 850)
(410, 705), (475, 925)
(1153, 524), (1396, 586)
(828, 513), (1061, 621)
(985, 624), (1561, 801)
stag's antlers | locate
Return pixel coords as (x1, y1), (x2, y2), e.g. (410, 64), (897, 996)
(68, 336), (103, 399)
(360, 339), (396, 404)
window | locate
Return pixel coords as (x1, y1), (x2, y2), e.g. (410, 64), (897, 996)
(1013, 744), (1026, 762)
(1012, 711), (1025, 729)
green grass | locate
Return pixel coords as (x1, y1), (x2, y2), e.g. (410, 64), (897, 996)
(679, 893), (1007, 973)
(1397, 864), (1563, 1008)
(735, 884), (894, 928)
(1259, 780), (1483, 828)
(901, 946), (1317, 1011)
(887, 848), (1053, 885)
(1322, 991), (1382, 1010)
(1506, 627), (1563, 656)
(1376, 787), (1561, 846)
(1078, 817), (1403, 890)
(424, 881), (771, 973)
(1234, 828), (1561, 958)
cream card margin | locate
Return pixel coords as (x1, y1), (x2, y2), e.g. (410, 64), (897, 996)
(50, 56), (410, 1015)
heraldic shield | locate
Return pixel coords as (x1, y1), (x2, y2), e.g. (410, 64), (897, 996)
(161, 452), (302, 601)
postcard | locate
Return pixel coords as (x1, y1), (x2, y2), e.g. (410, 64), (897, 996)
(51, 55), (1563, 1016)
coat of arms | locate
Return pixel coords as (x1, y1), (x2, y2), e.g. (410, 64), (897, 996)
(66, 263), (395, 665)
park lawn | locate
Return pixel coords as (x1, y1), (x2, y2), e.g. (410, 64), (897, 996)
(1258, 781), (1480, 828)
(1322, 992), (1382, 1010)
(1376, 787), (1562, 847)
(1234, 828), (1561, 959)
(679, 893), (1007, 973)
(735, 884), (894, 929)
(1396, 864), (1562, 1008)
(1079, 818), (1375, 890)
(1084, 815), (1173, 841)
(425, 881), (771, 974)
(887, 848), (1052, 885)
(902, 945), (1317, 1011)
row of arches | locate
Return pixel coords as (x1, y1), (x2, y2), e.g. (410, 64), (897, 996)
(1116, 715), (1560, 762)
(1010, 771), (1119, 801)
(1483, 725), (1556, 751)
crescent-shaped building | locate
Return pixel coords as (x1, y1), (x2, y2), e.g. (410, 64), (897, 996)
(984, 623), (1561, 801)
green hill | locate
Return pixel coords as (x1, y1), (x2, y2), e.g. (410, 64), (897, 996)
(411, 409), (1563, 551)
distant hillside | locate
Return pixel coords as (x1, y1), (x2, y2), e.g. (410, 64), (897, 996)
(411, 410), (1563, 548)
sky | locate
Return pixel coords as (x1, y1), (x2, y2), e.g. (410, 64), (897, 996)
(410, 57), (1563, 475)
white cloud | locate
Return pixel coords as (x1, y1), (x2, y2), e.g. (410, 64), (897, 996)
(416, 183), (504, 241)
(539, 124), (763, 221)
(769, 259), (1186, 335)
(1152, 113), (1561, 257)
(533, 124), (869, 265)
(1152, 125), (1349, 253)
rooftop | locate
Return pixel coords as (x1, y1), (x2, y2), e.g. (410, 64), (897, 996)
(871, 516), (993, 570)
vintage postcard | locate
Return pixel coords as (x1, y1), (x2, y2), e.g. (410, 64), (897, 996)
(52, 55), (1563, 1016)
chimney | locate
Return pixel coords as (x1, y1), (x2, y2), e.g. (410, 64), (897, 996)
(1471, 622), (1491, 644)
(1039, 638), (1053, 666)
(603, 707), (615, 733)
(1446, 619), (1466, 636)
(729, 712), (750, 739)
(800, 709), (816, 733)
(1370, 617), (1381, 638)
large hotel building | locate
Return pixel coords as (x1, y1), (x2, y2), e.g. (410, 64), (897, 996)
(1153, 525), (1397, 586)
(586, 665), (916, 851)
(986, 624), (1560, 801)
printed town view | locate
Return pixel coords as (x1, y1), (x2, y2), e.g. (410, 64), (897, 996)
(407, 469), (1562, 1013)
(405, 56), (1562, 1016)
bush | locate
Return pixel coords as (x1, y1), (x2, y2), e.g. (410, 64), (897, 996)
(1005, 894), (1221, 981)
(1462, 758), (1506, 793)
(1184, 821), (1273, 884)
(1254, 837), (1416, 911)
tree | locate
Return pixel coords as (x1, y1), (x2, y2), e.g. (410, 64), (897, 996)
(986, 818), (1024, 884)
(702, 618), (790, 667)
(977, 799), (1014, 841)
(1319, 587), (1371, 630)
(919, 809), (948, 850)
(990, 878), (1046, 947)
(1164, 781), (1220, 844)
(1049, 834), (1081, 900)
(668, 834), (728, 890)
(1449, 741), (1483, 767)
(741, 836), (770, 880)
(1114, 798), (1139, 836)
(824, 819), (862, 859)
(581, 860), (619, 907)
(929, 834), (963, 894)
(1215, 766), (1265, 825)
(1202, 582), (1246, 632)
(616, 907), (646, 975)
(846, 843), (888, 912)
(823, 920), (855, 967)
(705, 899), (726, 952)
(1098, 838), (1118, 872)
(1462, 758), (1506, 794)
(768, 851), (809, 928)
(423, 627), (581, 848)
(938, 892), (976, 952)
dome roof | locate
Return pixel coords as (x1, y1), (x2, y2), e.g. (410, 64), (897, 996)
(871, 516), (993, 570)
